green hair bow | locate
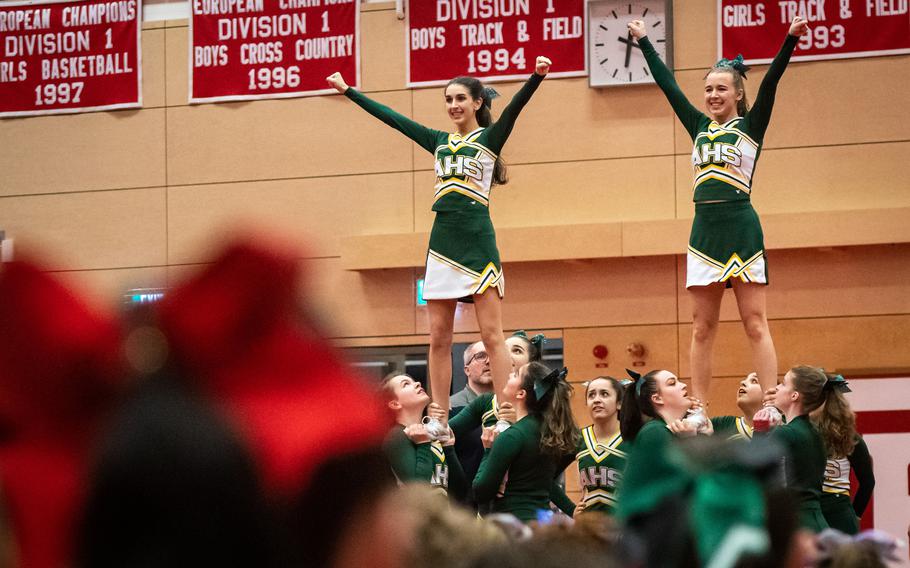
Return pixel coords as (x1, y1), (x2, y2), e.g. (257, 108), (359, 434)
(534, 366), (567, 400)
(824, 374), (851, 393)
(512, 330), (546, 351)
(715, 54), (750, 77)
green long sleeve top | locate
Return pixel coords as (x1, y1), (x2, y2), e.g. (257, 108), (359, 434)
(344, 73), (543, 213)
(710, 415), (754, 441)
(472, 414), (575, 522)
(639, 33), (799, 202)
(384, 426), (468, 502)
(770, 415), (826, 508)
(616, 418), (690, 521)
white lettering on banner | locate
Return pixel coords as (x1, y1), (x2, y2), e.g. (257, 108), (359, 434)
(459, 22), (503, 46)
(723, 3), (767, 27)
(5, 31), (90, 57)
(294, 33), (352, 59)
(777, 0), (828, 23)
(194, 0), (264, 15)
(241, 41), (283, 63)
(278, 0), (354, 6)
(0, 61), (28, 82)
(435, 0), (530, 22)
(40, 52), (133, 79)
(542, 16), (582, 39)
(411, 26), (446, 49)
(195, 44), (229, 66)
(0, 9), (51, 32)
(217, 13), (306, 40)
(866, 0), (908, 16)
(62, 1), (138, 26)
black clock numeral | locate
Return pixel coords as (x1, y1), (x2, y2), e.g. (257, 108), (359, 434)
(643, 66), (650, 76)
(627, 4), (631, 14)
(656, 38), (665, 42)
(611, 10), (617, 18)
(629, 71), (632, 81)
(600, 24), (609, 31)
(652, 20), (662, 27)
(595, 43), (604, 47)
(612, 69), (618, 78)
(600, 57), (609, 64)
(643, 7), (649, 17)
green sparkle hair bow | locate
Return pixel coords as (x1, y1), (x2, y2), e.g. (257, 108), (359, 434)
(513, 329), (546, 352)
(534, 366), (568, 400)
(626, 368), (644, 397)
(824, 374), (851, 393)
(482, 86), (500, 108)
(715, 54), (750, 77)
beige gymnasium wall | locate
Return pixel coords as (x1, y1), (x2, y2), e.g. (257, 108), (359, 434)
(1, 0), (909, 481)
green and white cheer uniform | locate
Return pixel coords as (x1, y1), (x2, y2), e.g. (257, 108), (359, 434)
(640, 34), (799, 287)
(575, 426), (626, 514)
(345, 74), (543, 301)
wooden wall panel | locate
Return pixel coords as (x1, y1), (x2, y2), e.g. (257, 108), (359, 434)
(678, 314), (910, 379)
(676, 244), (910, 322)
(165, 257), (418, 338)
(564, 325), (681, 383)
(360, 6), (406, 92)
(412, 156), (677, 232)
(143, 28), (167, 108)
(165, 91), (416, 186)
(414, 256), (679, 335)
(410, 76), (675, 166)
(674, 142), (910, 218)
(0, 188), (166, 270)
(164, 25), (189, 107)
(0, 110), (166, 196)
(166, 172), (414, 263)
(671, 0), (716, 70)
(306, 258), (418, 338)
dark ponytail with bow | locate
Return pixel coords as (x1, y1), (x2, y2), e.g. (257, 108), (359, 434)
(511, 330), (546, 362)
(813, 372), (858, 459)
(619, 369), (664, 442)
(520, 362), (578, 457)
(445, 76), (508, 185)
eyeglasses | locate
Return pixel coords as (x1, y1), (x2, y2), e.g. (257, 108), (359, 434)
(467, 351), (489, 364)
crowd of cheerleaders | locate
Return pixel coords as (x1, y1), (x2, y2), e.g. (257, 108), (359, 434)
(381, 331), (875, 537)
(331, 13), (887, 561)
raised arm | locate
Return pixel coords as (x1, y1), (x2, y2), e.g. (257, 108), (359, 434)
(744, 17), (807, 141)
(628, 20), (704, 139)
(482, 56), (550, 154)
(327, 71), (442, 154)
(448, 396), (486, 438)
(472, 428), (522, 504)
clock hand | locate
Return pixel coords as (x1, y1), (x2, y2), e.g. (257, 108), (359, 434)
(624, 31), (633, 68)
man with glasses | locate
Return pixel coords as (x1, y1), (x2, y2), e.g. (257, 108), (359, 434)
(451, 341), (493, 408)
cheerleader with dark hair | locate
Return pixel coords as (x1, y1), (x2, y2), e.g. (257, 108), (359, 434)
(574, 377), (627, 516)
(472, 362), (579, 522)
(327, 58), (552, 429)
(811, 374), (875, 535)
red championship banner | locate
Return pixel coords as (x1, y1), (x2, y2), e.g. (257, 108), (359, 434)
(190, 0), (359, 103)
(719, 0), (910, 64)
(0, 0), (141, 118)
(406, 0), (586, 87)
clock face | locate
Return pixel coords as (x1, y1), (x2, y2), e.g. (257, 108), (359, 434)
(588, 0), (671, 87)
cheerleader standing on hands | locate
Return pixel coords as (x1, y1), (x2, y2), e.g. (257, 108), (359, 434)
(327, 57), (552, 427)
(627, 17), (810, 401)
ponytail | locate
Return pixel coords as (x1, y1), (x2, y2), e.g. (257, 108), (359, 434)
(619, 370), (662, 442)
(445, 76), (508, 185)
(813, 373), (858, 458)
(521, 362), (578, 457)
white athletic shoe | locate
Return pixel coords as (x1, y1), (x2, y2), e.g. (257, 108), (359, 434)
(422, 416), (451, 444)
